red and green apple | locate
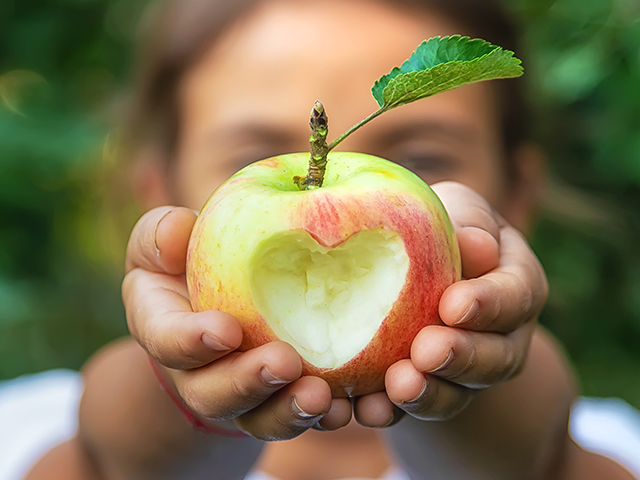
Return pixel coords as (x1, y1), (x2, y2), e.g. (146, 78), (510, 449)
(186, 151), (460, 397)
(185, 36), (522, 397)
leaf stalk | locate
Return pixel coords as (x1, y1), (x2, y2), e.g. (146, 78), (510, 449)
(327, 106), (389, 152)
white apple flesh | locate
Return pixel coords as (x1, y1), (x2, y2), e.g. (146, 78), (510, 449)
(187, 152), (461, 397)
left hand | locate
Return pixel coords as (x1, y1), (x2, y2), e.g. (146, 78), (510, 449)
(352, 181), (548, 427)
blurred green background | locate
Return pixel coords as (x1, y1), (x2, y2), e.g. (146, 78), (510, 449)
(1, 0), (639, 407)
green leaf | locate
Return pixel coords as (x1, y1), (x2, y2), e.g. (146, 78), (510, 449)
(371, 35), (523, 109)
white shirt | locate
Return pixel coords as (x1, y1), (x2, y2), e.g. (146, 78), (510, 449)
(1, 370), (639, 480)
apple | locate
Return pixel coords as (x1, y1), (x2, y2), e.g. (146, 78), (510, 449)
(186, 151), (461, 397)
(185, 34), (522, 396)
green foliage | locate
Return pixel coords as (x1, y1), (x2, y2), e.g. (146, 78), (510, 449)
(509, 0), (640, 406)
(0, 0), (147, 378)
(372, 36), (523, 109)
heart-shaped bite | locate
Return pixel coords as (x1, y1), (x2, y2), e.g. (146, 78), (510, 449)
(250, 228), (409, 369)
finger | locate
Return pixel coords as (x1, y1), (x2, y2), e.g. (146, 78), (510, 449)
(431, 182), (501, 278)
(316, 398), (352, 431)
(439, 225), (548, 333)
(410, 323), (535, 389)
(123, 269), (242, 369)
(234, 376), (335, 441)
(385, 359), (475, 421)
(125, 207), (197, 275)
(170, 341), (302, 422)
(353, 392), (405, 428)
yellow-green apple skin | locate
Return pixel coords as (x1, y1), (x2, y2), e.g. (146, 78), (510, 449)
(186, 152), (461, 397)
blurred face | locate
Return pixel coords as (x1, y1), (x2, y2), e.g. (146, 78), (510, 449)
(172, 0), (514, 217)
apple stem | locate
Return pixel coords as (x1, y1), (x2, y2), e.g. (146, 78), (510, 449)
(293, 101), (391, 190)
(294, 101), (330, 190)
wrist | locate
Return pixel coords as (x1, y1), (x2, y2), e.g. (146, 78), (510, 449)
(147, 356), (249, 438)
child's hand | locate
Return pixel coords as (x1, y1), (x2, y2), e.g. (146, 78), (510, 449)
(122, 207), (353, 440)
(123, 180), (547, 437)
(352, 182), (548, 427)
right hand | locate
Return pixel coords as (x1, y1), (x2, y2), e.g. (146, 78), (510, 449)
(122, 206), (353, 441)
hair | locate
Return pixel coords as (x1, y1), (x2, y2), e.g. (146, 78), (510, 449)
(124, 0), (530, 177)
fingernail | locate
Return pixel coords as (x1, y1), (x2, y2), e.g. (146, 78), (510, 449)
(291, 397), (321, 419)
(403, 378), (429, 405)
(154, 209), (174, 256)
(260, 367), (290, 386)
(201, 333), (232, 352)
(428, 348), (455, 373)
(454, 299), (480, 325)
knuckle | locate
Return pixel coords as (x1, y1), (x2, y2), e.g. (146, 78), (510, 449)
(180, 383), (214, 419)
(504, 342), (528, 381)
(249, 422), (303, 442)
(402, 381), (440, 419)
(488, 271), (533, 329)
(409, 382), (475, 422)
(229, 374), (267, 406)
(234, 415), (296, 442)
(182, 378), (241, 422)
(493, 342), (518, 384)
(516, 274), (535, 320)
(141, 331), (163, 362)
(271, 408), (298, 436)
(167, 326), (203, 369)
(478, 276), (505, 329)
(138, 319), (173, 366)
(447, 344), (478, 385)
(470, 336), (521, 387)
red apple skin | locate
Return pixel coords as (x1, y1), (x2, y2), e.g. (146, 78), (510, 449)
(187, 152), (461, 397)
